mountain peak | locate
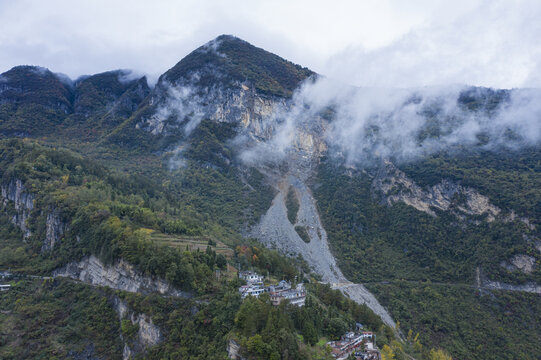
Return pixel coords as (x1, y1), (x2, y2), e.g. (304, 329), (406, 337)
(213, 33), (241, 42)
(160, 35), (314, 97)
(0, 65), (72, 108)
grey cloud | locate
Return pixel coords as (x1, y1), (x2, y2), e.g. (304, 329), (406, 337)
(3, 1), (541, 89)
(323, 0), (541, 88)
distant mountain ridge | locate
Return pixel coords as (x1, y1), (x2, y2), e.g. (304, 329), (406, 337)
(0, 66), (149, 137)
(0, 35), (314, 144)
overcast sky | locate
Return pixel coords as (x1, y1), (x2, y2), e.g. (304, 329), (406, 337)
(0, 0), (540, 88)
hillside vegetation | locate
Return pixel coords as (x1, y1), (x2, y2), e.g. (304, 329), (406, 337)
(1, 35), (539, 360)
(313, 149), (541, 359)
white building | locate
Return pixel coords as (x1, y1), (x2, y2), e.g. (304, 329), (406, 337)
(270, 283), (306, 307)
(237, 272), (306, 307)
(239, 284), (266, 298)
(239, 271), (264, 285)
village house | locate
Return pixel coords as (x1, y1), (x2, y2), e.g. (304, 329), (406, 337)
(327, 331), (380, 360)
(239, 284), (266, 299)
(0, 284), (11, 292)
(239, 271), (264, 285)
(354, 342), (381, 360)
(267, 279), (290, 292)
(238, 271), (306, 307)
(269, 283), (306, 307)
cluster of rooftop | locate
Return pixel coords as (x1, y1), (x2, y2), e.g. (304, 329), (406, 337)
(327, 330), (380, 360)
(238, 271), (306, 307)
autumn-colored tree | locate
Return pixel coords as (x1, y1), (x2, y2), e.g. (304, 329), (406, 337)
(429, 348), (453, 360)
(381, 344), (396, 360)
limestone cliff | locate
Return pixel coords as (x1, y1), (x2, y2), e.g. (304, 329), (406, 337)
(500, 254), (537, 274)
(137, 81), (285, 140)
(41, 208), (65, 252)
(373, 160), (501, 220)
(53, 255), (191, 297)
(476, 267), (541, 294)
(1, 179), (34, 239)
(112, 296), (162, 360)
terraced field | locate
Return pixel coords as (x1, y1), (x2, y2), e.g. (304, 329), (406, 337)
(149, 231), (235, 258)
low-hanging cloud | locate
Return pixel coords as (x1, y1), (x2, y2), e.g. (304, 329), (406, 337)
(237, 76), (541, 168)
(143, 77), (206, 137)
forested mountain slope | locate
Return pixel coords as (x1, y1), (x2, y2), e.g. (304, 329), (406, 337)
(1, 35), (540, 359)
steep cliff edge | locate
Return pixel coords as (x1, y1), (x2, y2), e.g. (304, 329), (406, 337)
(1, 178), (67, 251)
(1, 179), (34, 239)
(136, 80), (286, 141)
(53, 255), (191, 297)
(112, 296), (162, 360)
(41, 208), (65, 252)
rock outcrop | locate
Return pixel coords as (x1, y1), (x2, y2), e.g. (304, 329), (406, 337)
(53, 255), (191, 297)
(41, 208), (65, 252)
(501, 254), (537, 274)
(373, 160), (501, 220)
(476, 266), (541, 294)
(482, 279), (541, 294)
(112, 296), (162, 360)
(137, 80), (287, 140)
(134, 314), (161, 348)
(227, 339), (244, 360)
(1, 179), (34, 239)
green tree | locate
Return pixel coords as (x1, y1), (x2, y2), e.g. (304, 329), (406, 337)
(302, 320), (318, 346)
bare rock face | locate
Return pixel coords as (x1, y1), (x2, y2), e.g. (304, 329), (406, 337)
(373, 160), (500, 220)
(52, 255), (191, 297)
(501, 254), (537, 274)
(1, 179), (34, 239)
(137, 79), (330, 164)
(227, 339), (245, 360)
(505, 210), (536, 230)
(134, 314), (161, 348)
(1, 179), (67, 250)
(476, 266), (541, 294)
(482, 278), (541, 294)
(137, 82), (286, 140)
(112, 296), (162, 360)
(41, 208), (65, 252)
